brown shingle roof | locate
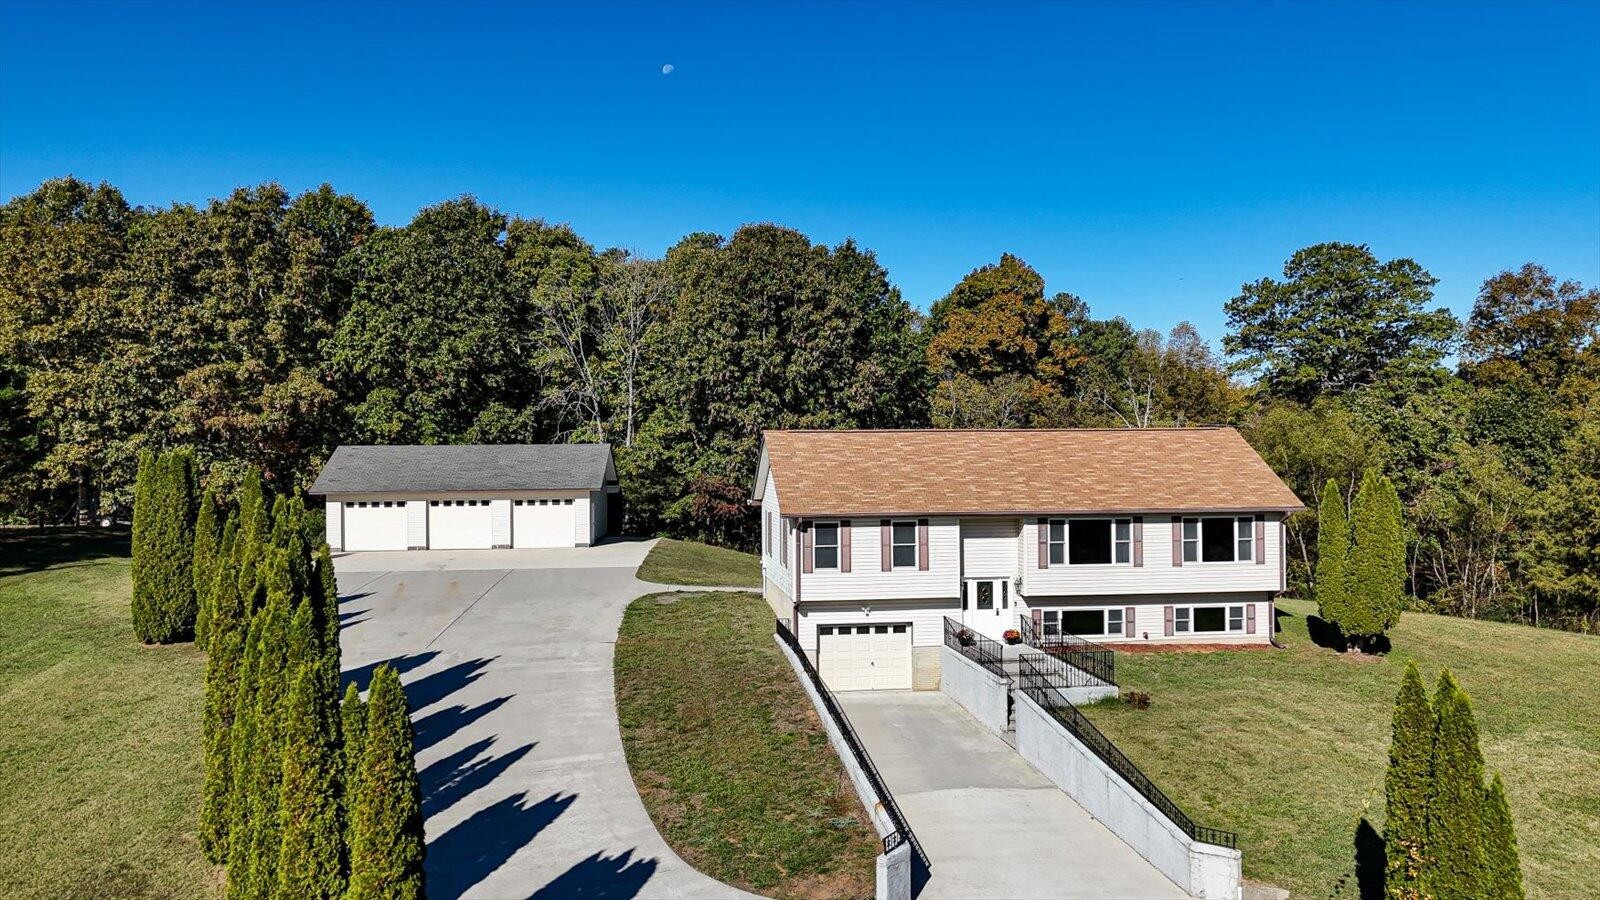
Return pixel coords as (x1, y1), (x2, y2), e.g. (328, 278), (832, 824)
(761, 428), (1304, 517)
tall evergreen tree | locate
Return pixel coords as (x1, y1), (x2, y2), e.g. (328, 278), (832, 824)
(193, 484), (223, 646)
(1481, 772), (1524, 900)
(234, 470), (271, 611)
(1315, 478), (1350, 630)
(340, 682), (367, 838)
(1384, 661), (1434, 895)
(130, 449), (158, 638)
(1421, 670), (1487, 899)
(1347, 469), (1405, 650)
(315, 544), (343, 697)
(222, 600), (267, 885)
(347, 664), (425, 900)
(276, 664), (346, 900)
(200, 618), (245, 863)
(133, 450), (198, 642)
(227, 557), (294, 899)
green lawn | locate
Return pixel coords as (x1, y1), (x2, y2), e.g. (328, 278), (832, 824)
(1079, 597), (1600, 899)
(0, 529), (217, 899)
(614, 590), (878, 899)
(636, 537), (761, 587)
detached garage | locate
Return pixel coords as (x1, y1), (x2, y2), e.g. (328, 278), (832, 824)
(309, 444), (618, 552)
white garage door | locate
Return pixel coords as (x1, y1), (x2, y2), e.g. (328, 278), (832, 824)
(343, 500), (409, 551)
(818, 623), (912, 691)
(428, 499), (493, 550)
(512, 498), (575, 548)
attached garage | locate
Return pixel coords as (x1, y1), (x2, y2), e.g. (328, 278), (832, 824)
(341, 500), (409, 551)
(817, 623), (913, 691)
(310, 443), (619, 552)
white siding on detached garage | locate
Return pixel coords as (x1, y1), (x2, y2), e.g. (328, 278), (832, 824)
(325, 501), (343, 551)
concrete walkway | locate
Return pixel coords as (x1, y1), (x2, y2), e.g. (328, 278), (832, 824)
(838, 691), (1190, 900)
(337, 541), (758, 899)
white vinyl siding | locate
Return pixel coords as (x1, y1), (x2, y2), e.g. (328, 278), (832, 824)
(961, 518), (1020, 578)
(325, 501), (343, 551)
(587, 490), (608, 544)
(795, 598), (958, 652)
(798, 517), (961, 602)
(1024, 515), (1283, 597)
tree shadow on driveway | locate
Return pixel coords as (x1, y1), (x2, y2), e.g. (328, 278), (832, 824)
(427, 791), (579, 899)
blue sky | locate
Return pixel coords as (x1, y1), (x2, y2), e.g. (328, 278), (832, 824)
(3, 1), (1597, 346)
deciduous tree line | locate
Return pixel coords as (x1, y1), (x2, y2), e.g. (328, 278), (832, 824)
(4, 177), (1596, 631)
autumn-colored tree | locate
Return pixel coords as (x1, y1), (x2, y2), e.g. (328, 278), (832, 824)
(1463, 263), (1599, 407)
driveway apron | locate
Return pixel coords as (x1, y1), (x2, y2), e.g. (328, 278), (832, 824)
(838, 691), (1190, 900)
(337, 545), (757, 899)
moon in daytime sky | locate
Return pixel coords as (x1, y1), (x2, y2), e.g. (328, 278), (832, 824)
(662, 64), (674, 75)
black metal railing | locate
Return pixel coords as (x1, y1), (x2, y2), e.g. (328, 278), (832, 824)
(943, 616), (1006, 678)
(774, 619), (927, 864)
(1018, 613), (1118, 687)
(1019, 643), (1111, 691)
(1016, 655), (1237, 849)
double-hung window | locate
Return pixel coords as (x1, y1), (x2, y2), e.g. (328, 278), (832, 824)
(1174, 604), (1247, 633)
(891, 520), (918, 568)
(1182, 516), (1254, 562)
(812, 521), (840, 570)
(1055, 517), (1134, 565)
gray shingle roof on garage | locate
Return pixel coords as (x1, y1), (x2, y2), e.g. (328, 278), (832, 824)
(308, 444), (615, 495)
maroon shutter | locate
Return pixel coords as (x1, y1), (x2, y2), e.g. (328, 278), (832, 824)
(840, 521), (852, 573)
(780, 519), (788, 566)
(1246, 603), (1257, 634)
(801, 521), (814, 574)
(764, 513), (771, 556)
(880, 519), (892, 571)
(1037, 518), (1049, 568)
(1171, 517), (1183, 567)
(1132, 516), (1144, 567)
(1255, 513), (1266, 565)
(1031, 608), (1043, 631)
(1268, 598), (1276, 636)
(1124, 606), (1136, 638)
(917, 518), (929, 571)
(1163, 605), (1175, 636)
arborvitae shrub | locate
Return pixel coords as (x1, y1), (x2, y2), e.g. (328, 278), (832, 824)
(1420, 670), (1487, 899)
(134, 450), (198, 643)
(225, 605), (267, 891)
(276, 664), (346, 900)
(228, 569), (294, 899)
(1348, 469), (1405, 649)
(200, 624), (244, 863)
(347, 665), (425, 900)
(193, 485), (223, 646)
(130, 449), (158, 640)
(1481, 772), (1524, 900)
(1314, 478), (1350, 631)
(340, 682), (367, 838)
(1384, 660), (1434, 894)
(315, 544), (342, 696)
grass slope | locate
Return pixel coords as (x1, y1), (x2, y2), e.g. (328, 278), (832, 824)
(614, 590), (877, 899)
(637, 538), (761, 587)
(0, 529), (216, 899)
(1080, 597), (1599, 899)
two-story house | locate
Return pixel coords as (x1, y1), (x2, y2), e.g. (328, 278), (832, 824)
(754, 427), (1305, 692)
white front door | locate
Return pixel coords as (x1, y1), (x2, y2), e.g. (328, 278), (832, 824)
(962, 577), (1013, 642)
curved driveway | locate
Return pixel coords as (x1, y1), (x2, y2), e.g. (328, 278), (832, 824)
(335, 541), (758, 900)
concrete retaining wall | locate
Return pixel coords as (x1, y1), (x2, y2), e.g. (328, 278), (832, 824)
(939, 644), (1010, 736)
(775, 634), (911, 900)
(1013, 691), (1241, 899)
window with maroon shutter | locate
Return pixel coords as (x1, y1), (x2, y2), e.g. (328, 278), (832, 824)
(1124, 606), (1136, 637)
(917, 519), (929, 571)
(880, 519), (892, 571)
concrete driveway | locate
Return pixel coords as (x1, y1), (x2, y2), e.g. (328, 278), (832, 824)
(336, 540), (756, 900)
(838, 691), (1189, 900)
